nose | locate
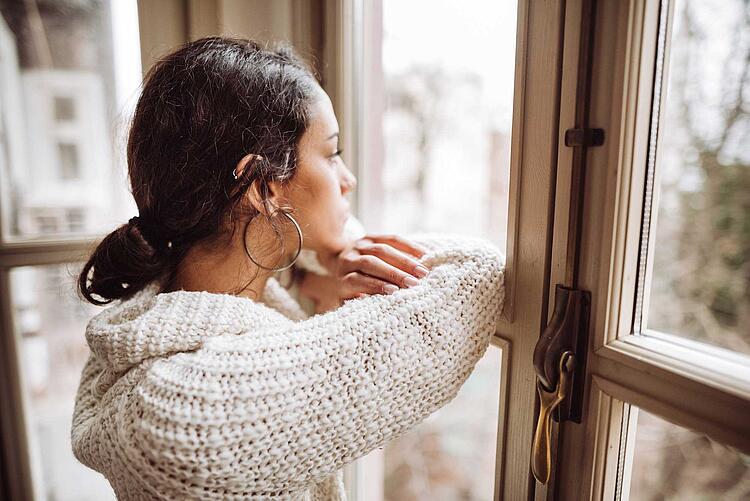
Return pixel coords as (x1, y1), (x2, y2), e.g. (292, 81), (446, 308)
(340, 165), (357, 194)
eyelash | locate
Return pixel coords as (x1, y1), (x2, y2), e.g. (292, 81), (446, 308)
(330, 148), (343, 160)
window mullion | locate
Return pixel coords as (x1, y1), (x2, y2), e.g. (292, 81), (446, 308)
(0, 239), (96, 269)
(0, 269), (36, 501)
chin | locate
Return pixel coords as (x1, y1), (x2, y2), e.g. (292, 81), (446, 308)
(308, 216), (351, 256)
(308, 234), (345, 258)
(329, 235), (350, 255)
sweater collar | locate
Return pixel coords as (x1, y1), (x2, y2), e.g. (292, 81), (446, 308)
(85, 276), (297, 372)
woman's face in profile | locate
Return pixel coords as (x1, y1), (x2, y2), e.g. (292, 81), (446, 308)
(283, 85), (358, 257)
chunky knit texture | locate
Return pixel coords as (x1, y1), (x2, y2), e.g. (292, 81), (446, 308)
(71, 233), (506, 500)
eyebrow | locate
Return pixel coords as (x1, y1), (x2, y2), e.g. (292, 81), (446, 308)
(326, 132), (339, 141)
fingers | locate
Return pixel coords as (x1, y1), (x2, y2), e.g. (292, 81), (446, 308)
(360, 233), (429, 259)
(331, 233), (433, 301)
(340, 272), (400, 298)
(353, 241), (430, 283)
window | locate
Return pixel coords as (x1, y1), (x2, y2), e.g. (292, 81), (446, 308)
(33, 212), (59, 235)
(11, 264), (115, 501)
(2, 1), (575, 499)
(56, 142), (80, 180)
(357, 0), (517, 498)
(553, 0), (750, 497)
(0, 1), (141, 499)
(53, 96), (76, 122)
(637, 0), (750, 355)
(65, 208), (86, 233)
(629, 407), (750, 499)
(0, 0), (140, 241)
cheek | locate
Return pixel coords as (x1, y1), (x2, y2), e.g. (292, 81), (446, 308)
(314, 165), (342, 207)
(294, 165), (345, 234)
(317, 172), (349, 245)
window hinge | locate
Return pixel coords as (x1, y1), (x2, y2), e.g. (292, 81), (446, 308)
(564, 127), (605, 147)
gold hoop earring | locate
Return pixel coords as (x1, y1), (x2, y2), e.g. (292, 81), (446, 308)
(243, 209), (303, 272)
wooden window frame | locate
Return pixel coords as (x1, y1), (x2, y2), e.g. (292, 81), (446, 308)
(554, 1), (750, 499)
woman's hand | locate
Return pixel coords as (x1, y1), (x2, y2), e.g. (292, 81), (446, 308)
(299, 234), (432, 313)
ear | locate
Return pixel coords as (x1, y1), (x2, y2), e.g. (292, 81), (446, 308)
(236, 154), (287, 216)
(233, 154), (267, 214)
(246, 178), (285, 216)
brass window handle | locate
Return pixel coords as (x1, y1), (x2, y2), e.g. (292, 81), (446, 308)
(531, 351), (576, 484)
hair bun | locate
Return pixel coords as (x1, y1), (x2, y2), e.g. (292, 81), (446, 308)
(78, 221), (170, 305)
(129, 215), (173, 255)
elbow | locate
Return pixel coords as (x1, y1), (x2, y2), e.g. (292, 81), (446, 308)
(467, 240), (506, 323)
(466, 238), (506, 289)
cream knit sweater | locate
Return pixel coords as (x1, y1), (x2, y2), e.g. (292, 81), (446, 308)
(71, 232), (506, 500)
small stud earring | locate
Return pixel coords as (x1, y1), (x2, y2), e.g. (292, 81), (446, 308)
(233, 154), (264, 181)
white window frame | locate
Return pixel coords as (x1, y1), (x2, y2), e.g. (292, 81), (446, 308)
(553, 0), (750, 499)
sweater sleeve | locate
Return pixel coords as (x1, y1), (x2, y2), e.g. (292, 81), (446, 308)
(117, 234), (505, 498)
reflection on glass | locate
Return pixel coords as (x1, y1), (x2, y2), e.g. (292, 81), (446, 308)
(629, 408), (750, 500)
(361, 0), (516, 498)
(11, 263), (115, 500)
(646, 0), (750, 354)
(0, 0), (141, 241)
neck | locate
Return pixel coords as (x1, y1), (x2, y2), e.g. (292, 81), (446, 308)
(165, 247), (274, 300)
(164, 228), (292, 300)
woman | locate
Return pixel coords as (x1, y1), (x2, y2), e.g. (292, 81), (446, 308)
(72, 37), (506, 500)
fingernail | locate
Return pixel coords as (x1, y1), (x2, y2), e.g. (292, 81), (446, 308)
(403, 276), (419, 288)
(414, 265), (429, 278)
(384, 284), (399, 294)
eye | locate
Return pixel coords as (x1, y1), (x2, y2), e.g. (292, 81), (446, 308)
(329, 148), (343, 162)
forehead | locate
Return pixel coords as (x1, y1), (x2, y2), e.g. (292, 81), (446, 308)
(305, 87), (338, 140)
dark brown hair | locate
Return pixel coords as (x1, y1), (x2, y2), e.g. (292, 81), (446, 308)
(78, 36), (320, 305)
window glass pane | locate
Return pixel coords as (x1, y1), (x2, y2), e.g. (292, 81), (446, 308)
(643, 0), (750, 354)
(0, 0), (141, 241)
(629, 407), (750, 500)
(360, 0), (516, 498)
(10, 263), (115, 500)
(382, 346), (502, 500)
(362, 0), (514, 249)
